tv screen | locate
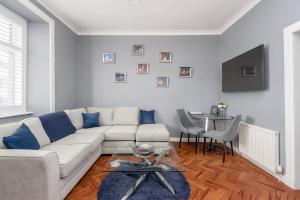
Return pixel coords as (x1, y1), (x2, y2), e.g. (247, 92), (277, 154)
(222, 45), (265, 92)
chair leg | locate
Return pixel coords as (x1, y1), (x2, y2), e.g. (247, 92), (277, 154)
(230, 141), (234, 156)
(179, 132), (183, 148)
(223, 141), (227, 163)
(195, 135), (198, 154)
(188, 134), (190, 143)
(210, 138), (213, 149)
(203, 137), (206, 156)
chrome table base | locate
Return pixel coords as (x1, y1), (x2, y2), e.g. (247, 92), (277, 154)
(120, 147), (176, 200)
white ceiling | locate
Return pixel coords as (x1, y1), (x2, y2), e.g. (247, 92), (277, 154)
(37, 0), (261, 35)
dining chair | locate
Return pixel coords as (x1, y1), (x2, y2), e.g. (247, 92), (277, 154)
(176, 109), (205, 153)
(203, 115), (242, 163)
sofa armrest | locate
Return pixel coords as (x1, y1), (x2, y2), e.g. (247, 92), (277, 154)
(0, 150), (60, 200)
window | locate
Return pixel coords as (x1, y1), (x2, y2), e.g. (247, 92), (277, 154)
(0, 5), (27, 115)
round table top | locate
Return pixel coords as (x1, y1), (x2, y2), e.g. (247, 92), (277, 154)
(188, 112), (234, 120)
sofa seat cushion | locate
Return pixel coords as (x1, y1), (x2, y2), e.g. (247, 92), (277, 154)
(52, 132), (104, 153)
(76, 126), (112, 135)
(136, 124), (170, 142)
(41, 144), (90, 177)
(104, 126), (137, 141)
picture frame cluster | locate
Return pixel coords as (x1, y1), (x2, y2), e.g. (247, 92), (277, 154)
(102, 44), (192, 87)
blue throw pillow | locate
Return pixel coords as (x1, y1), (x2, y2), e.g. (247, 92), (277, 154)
(140, 110), (156, 124)
(82, 112), (100, 128)
(3, 124), (40, 150)
(39, 111), (76, 142)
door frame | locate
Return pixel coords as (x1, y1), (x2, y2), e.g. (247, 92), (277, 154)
(284, 20), (300, 189)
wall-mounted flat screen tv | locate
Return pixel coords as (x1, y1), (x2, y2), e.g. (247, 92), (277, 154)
(222, 44), (265, 92)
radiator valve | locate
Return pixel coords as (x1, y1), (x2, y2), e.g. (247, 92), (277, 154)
(276, 165), (283, 174)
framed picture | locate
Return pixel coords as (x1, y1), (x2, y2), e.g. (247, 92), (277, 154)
(179, 67), (192, 78)
(157, 77), (169, 88)
(137, 64), (149, 74)
(114, 72), (127, 83)
(103, 52), (115, 64)
(132, 44), (144, 56)
(160, 52), (172, 63)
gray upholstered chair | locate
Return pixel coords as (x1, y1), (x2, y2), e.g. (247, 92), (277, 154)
(176, 109), (205, 153)
(203, 115), (241, 163)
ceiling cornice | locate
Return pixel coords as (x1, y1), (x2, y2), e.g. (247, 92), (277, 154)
(219, 0), (262, 34)
(76, 29), (222, 36)
(37, 0), (261, 36)
(37, 0), (78, 33)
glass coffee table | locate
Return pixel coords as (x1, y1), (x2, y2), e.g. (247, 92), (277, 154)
(102, 143), (185, 200)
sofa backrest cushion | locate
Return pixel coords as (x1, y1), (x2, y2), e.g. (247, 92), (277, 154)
(65, 108), (87, 129)
(39, 111), (76, 142)
(3, 124), (40, 150)
(113, 107), (139, 126)
(0, 122), (19, 149)
(22, 117), (51, 147)
(87, 107), (114, 126)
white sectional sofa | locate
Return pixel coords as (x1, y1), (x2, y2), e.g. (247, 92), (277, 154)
(0, 107), (170, 200)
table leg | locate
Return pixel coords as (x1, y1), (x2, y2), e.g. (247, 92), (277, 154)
(154, 172), (176, 195)
(121, 173), (148, 200)
(213, 120), (216, 130)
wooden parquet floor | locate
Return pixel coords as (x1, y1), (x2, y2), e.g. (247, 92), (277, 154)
(66, 142), (300, 200)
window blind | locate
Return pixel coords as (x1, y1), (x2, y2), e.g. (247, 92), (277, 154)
(0, 13), (23, 108)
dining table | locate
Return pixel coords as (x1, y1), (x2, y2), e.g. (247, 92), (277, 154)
(188, 111), (234, 150)
(188, 111), (233, 131)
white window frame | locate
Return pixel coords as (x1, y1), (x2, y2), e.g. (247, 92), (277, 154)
(0, 4), (27, 115)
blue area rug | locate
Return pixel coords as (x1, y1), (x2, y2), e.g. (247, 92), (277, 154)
(97, 170), (190, 200)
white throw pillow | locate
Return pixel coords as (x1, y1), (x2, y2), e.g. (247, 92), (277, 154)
(0, 122), (19, 149)
(87, 107), (114, 126)
(112, 107), (139, 126)
(22, 117), (51, 148)
(65, 108), (86, 129)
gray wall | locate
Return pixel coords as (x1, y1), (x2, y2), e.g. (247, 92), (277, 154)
(219, 0), (300, 168)
(76, 36), (220, 136)
(54, 21), (77, 111)
(27, 22), (50, 116)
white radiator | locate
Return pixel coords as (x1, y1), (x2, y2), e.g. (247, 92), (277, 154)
(239, 122), (280, 174)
